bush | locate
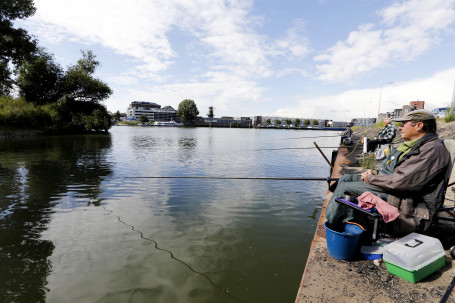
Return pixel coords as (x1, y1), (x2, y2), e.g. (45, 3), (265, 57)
(43, 97), (111, 134)
(0, 96), (52, 129)
(444, 106), (455, 123)
(359, 153), (376, 169)
(0, 96), (111, 134)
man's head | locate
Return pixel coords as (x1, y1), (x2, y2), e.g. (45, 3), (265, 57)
(392, 109), (436, 141)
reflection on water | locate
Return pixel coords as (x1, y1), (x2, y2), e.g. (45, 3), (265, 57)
(0, 127), (339, 302)
(0, 135), (112, 302)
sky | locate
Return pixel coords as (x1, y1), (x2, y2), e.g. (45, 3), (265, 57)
(15, 0), (455, 121)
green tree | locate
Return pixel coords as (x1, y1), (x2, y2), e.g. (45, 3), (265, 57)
(138, 115), (149, 123)
(445, 103), (455, 123)
(285, 118), (291, 125)
(177, 99), (199, 123)
(1, 0), (38, 95)
(304, 119), (310, 126)
(60, 50), (112, 103)
(266, 118), (271, 125)
(17, 49), (64, 105)
(111, 110), (125, 122)
(312, 119), (319, 125)
(294, 118), (301, 126)
(275, 119), (281, 125)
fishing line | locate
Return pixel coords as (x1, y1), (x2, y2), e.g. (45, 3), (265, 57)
(249, 146), (339, 151)
(102, 205), (242, 303)
(115, 176), (338, 181)
(344, 141), (362, 158)
(278, 135), (341, 140)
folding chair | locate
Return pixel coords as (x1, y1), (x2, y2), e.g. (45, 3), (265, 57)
(335, 196), (382, 244)
(434, 139), (455, 223)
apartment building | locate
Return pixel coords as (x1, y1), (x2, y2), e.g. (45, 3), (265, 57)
(127, 101), (177, 121)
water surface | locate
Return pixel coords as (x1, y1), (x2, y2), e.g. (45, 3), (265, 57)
(0, 126), (339, 302)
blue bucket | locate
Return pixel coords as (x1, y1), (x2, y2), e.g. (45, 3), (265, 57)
(324, 221), (364, 260)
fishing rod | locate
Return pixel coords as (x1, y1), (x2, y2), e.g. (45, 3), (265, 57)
(313, 142), (334, 169)
(117, 176), (339, 181)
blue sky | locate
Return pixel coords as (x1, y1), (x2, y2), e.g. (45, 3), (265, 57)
(16, 0), (455, 121)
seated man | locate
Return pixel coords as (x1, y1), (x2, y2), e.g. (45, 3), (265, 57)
(325, 109), (450, 235)
(366, 118), (397, 152)
(340, 125), (352, 144)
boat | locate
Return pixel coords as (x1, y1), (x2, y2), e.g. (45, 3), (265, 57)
(154, 120), (183, 127)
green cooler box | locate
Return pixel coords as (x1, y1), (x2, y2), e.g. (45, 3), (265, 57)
(383, 233), (445, 283)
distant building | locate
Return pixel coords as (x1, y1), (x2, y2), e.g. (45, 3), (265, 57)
(351, 118), (376, 127)
(127, 101), (178, 121)
(378, 101), (425, 121)
(251, 116), (262, 126)
(410, 101), (425, 110)
(207, 106), (214, 118)
(194, 116), (253, 127)
(432, 107), (449, 118)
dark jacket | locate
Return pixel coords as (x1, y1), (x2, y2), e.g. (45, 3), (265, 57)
(366, 132), (450, 233)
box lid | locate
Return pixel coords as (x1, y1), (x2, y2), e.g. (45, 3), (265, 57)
(383, 233), (444, 271)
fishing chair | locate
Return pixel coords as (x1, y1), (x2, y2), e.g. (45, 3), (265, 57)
(434, 139), (455, 224)
(334, 196), (383, 244)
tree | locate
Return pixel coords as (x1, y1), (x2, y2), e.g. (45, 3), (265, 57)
(17, 49), (64, 105)
(312, 119), (319, 125)
(294, 118), (301, 127)
(138, 115), (149, 123)
(1, 0), (38, 95)
(60, 50), (112, 103)
(111, 110), (125, 122)
(285, 118), (291, 125)
(304, 119), (310, 126)
(177, 99), (199, 123)
(275, 119), (281, 125)
(266, 118), (271, 125)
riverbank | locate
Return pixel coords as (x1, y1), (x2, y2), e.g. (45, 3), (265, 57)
(0, 128), (43, 139)
(296, 121), (455, 303)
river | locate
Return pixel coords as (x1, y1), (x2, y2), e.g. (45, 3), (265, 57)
(0, 126), (340, 303)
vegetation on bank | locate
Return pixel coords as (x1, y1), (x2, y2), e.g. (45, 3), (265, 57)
(0, 96), (111, 134)
(1, 0), (112, 135)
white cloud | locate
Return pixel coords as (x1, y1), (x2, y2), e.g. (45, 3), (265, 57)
(315, 0), (455, 82)
(275, 19), (311, 58)
(24, 0), (275, 79)
(275, 66), (455, 121)
(113, 71), (266, 115)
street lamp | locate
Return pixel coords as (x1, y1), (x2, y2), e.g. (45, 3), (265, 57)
(378, 82), (394, 120)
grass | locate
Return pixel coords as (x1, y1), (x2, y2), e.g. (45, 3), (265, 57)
(0, 96), (52, 129)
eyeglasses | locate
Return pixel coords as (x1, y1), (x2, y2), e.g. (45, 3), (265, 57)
(400, 120), (420, 127)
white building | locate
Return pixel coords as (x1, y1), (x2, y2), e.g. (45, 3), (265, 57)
(127, 101), (177, 121)
(432, 107), (449, 118)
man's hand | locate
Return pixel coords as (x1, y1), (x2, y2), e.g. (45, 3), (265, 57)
(361, 170), (376, 183)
